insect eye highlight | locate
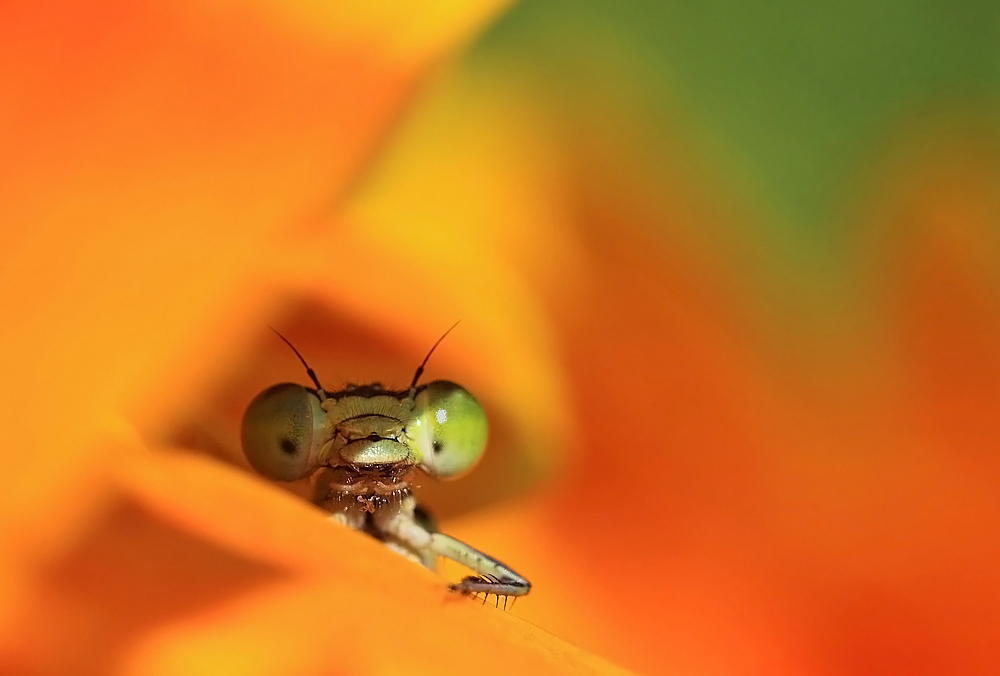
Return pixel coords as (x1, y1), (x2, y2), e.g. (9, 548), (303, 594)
(241, 383), (326, 481)
(413, 380), (488, 479)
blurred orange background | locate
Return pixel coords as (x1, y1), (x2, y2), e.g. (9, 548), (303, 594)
(1, 1), (998, 674)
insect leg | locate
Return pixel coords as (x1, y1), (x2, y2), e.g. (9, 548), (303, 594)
(410, 504), (438, 570)
(430, 533), (531, 597)
(371, 496), (438, 570)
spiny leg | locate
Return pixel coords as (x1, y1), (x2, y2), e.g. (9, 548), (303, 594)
(372, 498), (530, 599)
(430, 532), (531, 598)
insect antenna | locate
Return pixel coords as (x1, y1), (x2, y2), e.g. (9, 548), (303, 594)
(269, 327), (329, 400)
(406, 321), (460, 401)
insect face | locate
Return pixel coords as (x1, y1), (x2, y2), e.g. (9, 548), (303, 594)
(240, 380), (489, 481)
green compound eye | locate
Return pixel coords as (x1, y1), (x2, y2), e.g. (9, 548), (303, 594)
(412, 380), (488, 480)
(241, 383), (326, 481)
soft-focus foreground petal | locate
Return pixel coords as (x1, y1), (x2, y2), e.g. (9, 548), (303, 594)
(1, 442), (629, 675)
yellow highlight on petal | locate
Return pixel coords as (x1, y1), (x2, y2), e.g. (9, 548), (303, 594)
(214, 0), (516, 62)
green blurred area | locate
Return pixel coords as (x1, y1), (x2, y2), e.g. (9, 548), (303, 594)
(474, 0), (999, 233)
(445, 0), (1000, 376)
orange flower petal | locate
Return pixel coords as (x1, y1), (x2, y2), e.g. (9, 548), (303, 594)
(1, 446), (630, 675)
